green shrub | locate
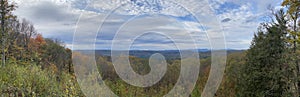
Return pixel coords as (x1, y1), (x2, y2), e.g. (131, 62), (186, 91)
(0, 63), (83, 96)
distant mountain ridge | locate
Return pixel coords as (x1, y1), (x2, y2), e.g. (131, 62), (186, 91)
(77, 49), (245, 60)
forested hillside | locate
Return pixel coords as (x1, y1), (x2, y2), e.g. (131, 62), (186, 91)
(1, 0), (300, 97)
(0, 0), (83, 96)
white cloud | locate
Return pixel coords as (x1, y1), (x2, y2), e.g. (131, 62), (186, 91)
(208, 0), (282, 49)
(11, 0), (281, 50)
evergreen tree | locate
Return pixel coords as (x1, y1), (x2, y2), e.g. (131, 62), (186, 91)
(237, 10), (296, 97)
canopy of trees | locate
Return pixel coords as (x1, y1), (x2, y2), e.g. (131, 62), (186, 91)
(1, 0), (300, 96)
(0, 0), (81, 96)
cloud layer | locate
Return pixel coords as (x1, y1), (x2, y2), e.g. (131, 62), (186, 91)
(12, 0), (281, 50)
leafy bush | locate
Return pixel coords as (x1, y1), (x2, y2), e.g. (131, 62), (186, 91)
(0, 63), (83, 96)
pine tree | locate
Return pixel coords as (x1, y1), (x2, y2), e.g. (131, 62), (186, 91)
(237, 10), (296, 97)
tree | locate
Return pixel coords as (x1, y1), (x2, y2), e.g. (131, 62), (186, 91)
(40, 39), (71, 73)
(282, 0), (300, 94)
(0, 0), (17, 66)
(6, 19), (37, 62)
(237, 10), (297, 97)
(65, 48), (73, 74)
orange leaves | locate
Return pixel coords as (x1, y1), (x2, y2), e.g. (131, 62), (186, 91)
(34, 34), (46, 46)
(27, 33), (46, 52)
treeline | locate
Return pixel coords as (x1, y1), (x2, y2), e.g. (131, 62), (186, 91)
(215, 1), (300, 97)
(91, 1), (300, 96)
(0, 0), (83, 96)
(64, 51), (210, 96)
(2, 0), (300, 96)
(237, 1), (300, 96)
(0, 0), (72, 73)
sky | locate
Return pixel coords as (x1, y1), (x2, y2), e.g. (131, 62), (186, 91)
(12, 0), (282, 50)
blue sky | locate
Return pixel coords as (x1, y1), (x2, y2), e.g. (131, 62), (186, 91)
(12, 0), (282, 50)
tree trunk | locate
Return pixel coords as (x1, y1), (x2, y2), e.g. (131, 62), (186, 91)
(1, 0), (6, 66)
(292, 14), (299, 96)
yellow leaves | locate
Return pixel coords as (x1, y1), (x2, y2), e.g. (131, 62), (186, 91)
(286, 38), (294, 44)
(285, 29), (300, 44)
(46, 63), (58, 74)
(281, 0), (290, 6)
(62, 79), (78, 97)
(281, 0), (300, 19)
(282, 2), (300, 44)
(290, 31), (298, 36)
(288, 6), (297, 14)
(297, 37), (300, 43)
